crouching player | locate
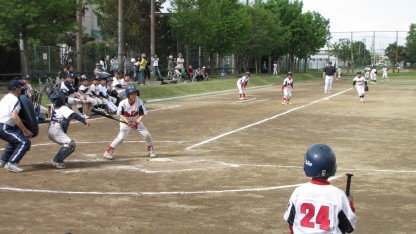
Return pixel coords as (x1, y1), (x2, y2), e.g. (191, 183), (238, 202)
(48, 91), (89, 169)
(103, 84), (156, 159)
(283, 144), (357, 233)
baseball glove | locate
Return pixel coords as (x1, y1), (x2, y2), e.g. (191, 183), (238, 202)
(365, 85), (369, 91)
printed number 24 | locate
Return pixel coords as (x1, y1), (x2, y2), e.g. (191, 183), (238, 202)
(300, 203), (330, 231)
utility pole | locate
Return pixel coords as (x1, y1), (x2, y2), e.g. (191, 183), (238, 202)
(76, 0), (83, 74)
(150, 0), (155, 65)
(118, 0), (124, 74)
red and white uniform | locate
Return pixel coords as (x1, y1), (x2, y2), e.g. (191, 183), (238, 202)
(237, 75), (250, 99)
(282, 77), (293, 104)
(107, 98), (154, 150)
(284, 179), (357, 234)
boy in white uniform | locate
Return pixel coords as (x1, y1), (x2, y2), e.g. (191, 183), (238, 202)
(381, 66), (389, 80)
(237, 72), (250, 100)
(103, 84), (156, 159)
(284, 144), (357, 234)
(281, 71), (294, 105)
(370, 67), (377, 84)
(352, 71), (367, 103)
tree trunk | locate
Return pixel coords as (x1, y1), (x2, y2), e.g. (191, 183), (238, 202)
(20, 30), (29, 75)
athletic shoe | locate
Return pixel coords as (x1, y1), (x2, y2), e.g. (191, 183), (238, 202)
(0, 160), (6, 167)
(148, 150), (157, 158)
(103, 150), (113, 160)
(5, 162), (23, 173)
(360, 98), (365, 103)
(281, 101), (287, 105)
(81, 114), (90, 119)
(51, 160), (66, 169)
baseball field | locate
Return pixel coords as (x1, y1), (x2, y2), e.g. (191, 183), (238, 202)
(0, 75), (415, 233)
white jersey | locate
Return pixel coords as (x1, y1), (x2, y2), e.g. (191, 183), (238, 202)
(78, 84), (89, 95)
(117, 98), (147, 122)
(237, 76), (249, 85)
(0, 93), (20, 126)
(382, 67), (388, 73)
(282, 77), (293, 88)
(353, 76), (366, 87)
(50, 105), (74, 123)
(370, 68), (377, 75)
(89, 83), (100, 96)
(284, 180), (356, 234)
(112, 77), (121, 87)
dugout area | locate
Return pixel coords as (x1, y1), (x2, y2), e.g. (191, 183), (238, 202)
(0, 76), (415, 233)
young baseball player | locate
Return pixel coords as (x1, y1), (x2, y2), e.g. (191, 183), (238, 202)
(337, 67), (342, 80)
(370, 67), (377, 84)
(364, 66), (371, 80)
(237, 72), (250, 100)
(48, 90), (89, 169)
(281, 71), (294, 105)
(98, 77), (117, 112)
(353, 71), (367, 103)
(103, 84), (156, 159)
(0, 80), (33, 172)
(381, 66), (389, 80)
(283, 144), (357, 234)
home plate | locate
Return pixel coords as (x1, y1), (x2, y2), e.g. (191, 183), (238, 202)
(148, 158), (175, 162)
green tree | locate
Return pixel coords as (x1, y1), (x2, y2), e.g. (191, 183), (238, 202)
(405, 23), (416, 66)
(0, 0), (78, 74)
(171, 0), (250, 72)
(385, 42), (406, 71)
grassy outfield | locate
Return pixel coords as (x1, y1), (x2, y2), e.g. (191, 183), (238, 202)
(1, 70), (414, 103)
(139, 72), (324, 101)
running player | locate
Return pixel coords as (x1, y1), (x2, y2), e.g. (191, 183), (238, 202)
(283, 144), (357, 233)
(0, 80), (33, 172)
(237, 72), (250, 100)
(103, 84), (156, 159)
(281, 71), (294, 105)
(48, 90), (89, 169)
(353, 71), (367, 103)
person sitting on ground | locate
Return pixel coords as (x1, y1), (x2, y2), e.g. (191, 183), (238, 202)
(185, 65), (193, 81)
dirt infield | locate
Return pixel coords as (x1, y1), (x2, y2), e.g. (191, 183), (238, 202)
(1, 76), (415, 233)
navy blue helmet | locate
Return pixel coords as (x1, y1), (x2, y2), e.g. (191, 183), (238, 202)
(125, 84), (140, 97)
(50, 90), (67, 107)
(304, 144), (337, 178)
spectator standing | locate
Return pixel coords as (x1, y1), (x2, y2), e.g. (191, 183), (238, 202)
(0, 80), (32, 172)
(152, 54), (163, 81)
(262, 61), (268, 74)
(139, 54), (147, 85)
(273, 61), (278, 76)
(167, 55), (175, 80)
(323, 61), (336, 94)
(110, 55), (119, 76)
(176, 53), (185, 71)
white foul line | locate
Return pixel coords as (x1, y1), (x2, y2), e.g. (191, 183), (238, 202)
(0, 176), (341, 196)
(186, 89), (352, 150)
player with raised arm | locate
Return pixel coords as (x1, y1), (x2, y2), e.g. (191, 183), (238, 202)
(283, 144), (357, 233)
(281, 71), (294, 105)
(102, 84), (156, 160)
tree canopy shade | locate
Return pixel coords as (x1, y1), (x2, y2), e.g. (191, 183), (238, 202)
(0, 0), (78, 73)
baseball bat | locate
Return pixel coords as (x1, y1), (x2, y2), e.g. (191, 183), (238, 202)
(345, 173), (353, 196)
(90, 108), (129, 125)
